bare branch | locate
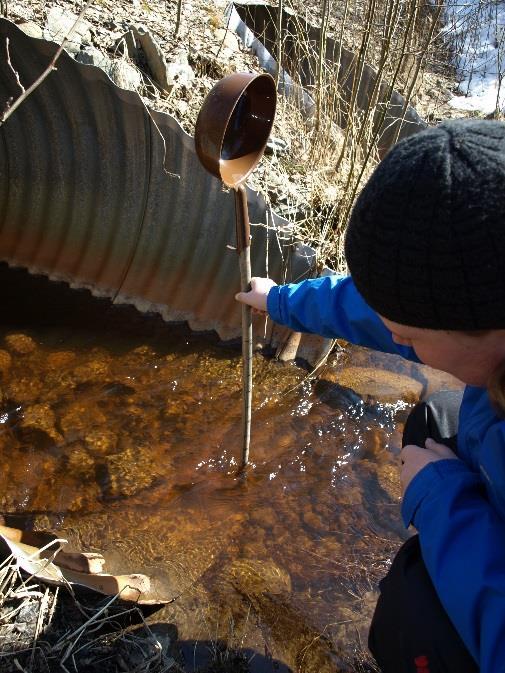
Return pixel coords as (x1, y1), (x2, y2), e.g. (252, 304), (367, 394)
(0, 0), (92, 126)
(5, 38), (24, 94)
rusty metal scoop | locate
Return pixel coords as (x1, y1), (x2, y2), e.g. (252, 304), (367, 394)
(195, 72), (276, 468)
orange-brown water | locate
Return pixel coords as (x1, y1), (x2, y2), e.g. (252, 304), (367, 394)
(0, 265), (461, 672)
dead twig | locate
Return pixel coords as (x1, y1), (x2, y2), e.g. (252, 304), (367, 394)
(174, 0), (183, 37)
(0, 0), (92, 125)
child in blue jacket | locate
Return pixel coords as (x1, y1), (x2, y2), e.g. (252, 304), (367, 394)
(236, 119), (505, 673)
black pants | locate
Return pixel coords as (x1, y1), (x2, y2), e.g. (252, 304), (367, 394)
(368, 391), (479, 673)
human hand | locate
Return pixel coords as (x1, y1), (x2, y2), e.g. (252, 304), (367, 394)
(400, 438), (459, 495)
(235, 277), (277, 313)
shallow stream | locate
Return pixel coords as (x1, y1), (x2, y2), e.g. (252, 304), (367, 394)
(0, 264), (461, 672)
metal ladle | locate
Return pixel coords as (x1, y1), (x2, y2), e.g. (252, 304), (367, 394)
(194, 72), (277, 469)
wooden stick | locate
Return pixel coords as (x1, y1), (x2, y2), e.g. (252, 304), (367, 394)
(234, 185), (252, 468)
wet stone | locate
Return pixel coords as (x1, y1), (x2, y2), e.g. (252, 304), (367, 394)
(56, 484), (103, 513)
(84, 428), (118, 457)
(275, 429), (298, 450)
(6, 377), (43, 404)
(324, 366), (423, 404)
(302, 509), (328, 532)
(0, 350), (12, 374)
(42, 369), (78, 401)
(21, 403), (62, 444)
(72, 357), (111, 384)
(375, 462), (401, 501)
(4, 333), (37, 355)
(0, 449), (60, 511)
(99, 445), (160, 499)
(164, 396), (189, 413)
(248, 507), (277, 529)
(67, 442), (96, 478)
(130, 345), (158, 360)
(226, 558), (292, 596)
(60, 401), (107, 439)
(46, 351), (76, 369)
(125, 403), (149, 418)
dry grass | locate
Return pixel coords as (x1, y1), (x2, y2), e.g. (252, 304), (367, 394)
(0, 554), (178, 673)
(236, 0), (501, 270)
(0, 552), (262, 673)
(241, 0), (447, 270)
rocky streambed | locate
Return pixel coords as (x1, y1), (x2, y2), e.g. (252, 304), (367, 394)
(0, 264), (462, 672)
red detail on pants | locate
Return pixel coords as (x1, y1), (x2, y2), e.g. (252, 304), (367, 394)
(414, 655), (430, 673)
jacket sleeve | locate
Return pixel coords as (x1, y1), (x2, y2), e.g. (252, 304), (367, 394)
(267, 274), (419, 361)
(402, 459), (505, 672)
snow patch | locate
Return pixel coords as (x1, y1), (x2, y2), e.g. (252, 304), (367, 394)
(446, 0), (505, 113)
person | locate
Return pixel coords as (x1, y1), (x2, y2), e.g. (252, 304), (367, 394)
(235, 118), (505, 673)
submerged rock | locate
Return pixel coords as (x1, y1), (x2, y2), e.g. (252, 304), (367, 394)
(72, 356), (111, 384)
(21, 403), (63, 444)
(0, 350), (12, 375)
(6, 376), (43, 404)
(5, 333), (37, 355)
(98, 444), (160, 499)
(60, 401), (107, 439)
(227, 558), (292, 595)
(324, 366), (423, 404)
(67, 442), (97, 479)
(375, 462), (402, 501)
(216, 558), (347, 673)
(84, 428), (118, 457)
(46, 351), (76, 369)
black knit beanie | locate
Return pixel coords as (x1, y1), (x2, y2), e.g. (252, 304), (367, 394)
(344, 118), (505, 330)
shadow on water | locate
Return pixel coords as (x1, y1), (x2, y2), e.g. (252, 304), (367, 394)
(0, 262), (233, 358)
(0, 261), (456, 671)
(178, 639), (293, 672)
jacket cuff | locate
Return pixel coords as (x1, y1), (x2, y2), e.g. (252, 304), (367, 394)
(401, 459), (474, 528)
(267, 285), (283, 323)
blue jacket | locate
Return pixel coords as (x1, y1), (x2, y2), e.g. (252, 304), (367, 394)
(268, 274), (505, 672)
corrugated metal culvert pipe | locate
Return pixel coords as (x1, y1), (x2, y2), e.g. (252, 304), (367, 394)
(0, 19), (328, 361)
